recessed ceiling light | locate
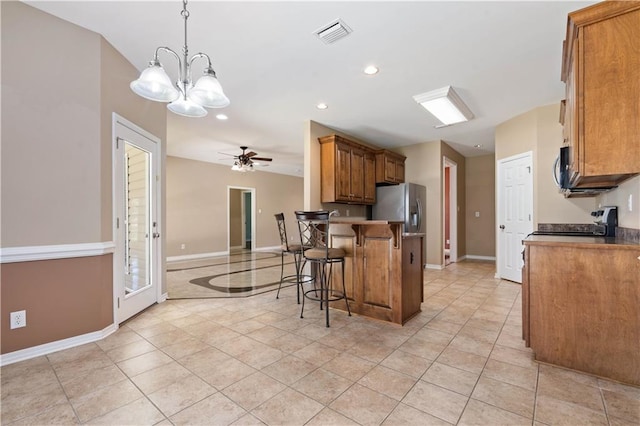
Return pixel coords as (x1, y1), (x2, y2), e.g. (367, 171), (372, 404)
(474, 144), (483, 149)
(316, 103), (328, 110)
(216, 114), (228, 120)
(364, 65), (379, 75)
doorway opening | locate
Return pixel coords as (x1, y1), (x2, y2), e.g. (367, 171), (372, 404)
(228, 186), (255, 253)
(443, 157), (458, 266)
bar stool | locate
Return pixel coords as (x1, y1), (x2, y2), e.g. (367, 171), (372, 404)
(295, 210), (351, 327)
(274, 213), (305, 303)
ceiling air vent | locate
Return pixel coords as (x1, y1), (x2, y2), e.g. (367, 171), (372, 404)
(314, 19), (352, 44)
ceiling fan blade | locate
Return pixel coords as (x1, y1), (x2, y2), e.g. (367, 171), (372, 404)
(251, 157), (272, 162)
(245, 151), (258, 158)
(218, 152), (238, 158)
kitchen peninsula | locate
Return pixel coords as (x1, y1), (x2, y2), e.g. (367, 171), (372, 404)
(326, 219), (424, 325)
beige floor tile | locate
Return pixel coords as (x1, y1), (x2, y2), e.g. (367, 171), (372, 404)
(51, 350), (115, 384)
(482, 358), (537, 391)
(60, 364), (127, 400)
(380, 349), (433, 378)
(235, 344), (284, 369)
(203, 326), (243, 347)
(246, 324), (288, 344)
(170, 392), (247, 426)
(435, 346), (488, 375)
(105, 339), (157, 363)
(251, 387), (323, 425)
(330, 383), (399, 425)
(222, 372), (286, 410)
(402, 381), (468, 424)
(268, 332), (314, 354)
(422, 362), (479, 397)
(94, 329), (144, 352)
(413, 328), (456, 346)
(116, 349), (173, 377)
(160, 337), (211, 360)
(292, 368), (354, 405)
(448, 335), (494, 358)
(199, 357), (257, 390)
(261, 355), (316, 385)
(227, 319), (268, 334)
(293, 341), (341, 366)
(135, 321), (179, 339)
(609, 415), (640, 426)
(1, 380), (71, 424)
(357, 365), (417, 401)
(70, 379), (143, 422)
(294, 323), (333, 340)
(489, 344), (537, 369)
(346, 340), (395, 363)
(84, 396), (165, 425)
(317, 333), (359, 351)
(1, 356), (52, 383)
(535, 395), (608, 425)
(323, 352), (376, 381)
(147, 374), (216, 417)
(178, 347), (231, 376)
(130, 361), (192, 395)
(471, 376), (535, 418)
(602, 389), (640, 423)
(398, 336), (448, 361)
(230, 412), (266, 426)
(425, 318), (465, 335)
(456, 325), (500, 344)
(537, 366), (604, 412)
(458, 399), (531, 426)
(144, 328), (193, 348)
(382, 403), (452, 425)
(307, 407), (360, 425)
(6, 402), (78, 426)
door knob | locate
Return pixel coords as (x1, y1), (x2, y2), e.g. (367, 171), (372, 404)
(499, 225), (505, 230)
(153, 233), (160, 239)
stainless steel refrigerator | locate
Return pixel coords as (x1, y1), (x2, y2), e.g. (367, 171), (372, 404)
(372, 183), (426, 234)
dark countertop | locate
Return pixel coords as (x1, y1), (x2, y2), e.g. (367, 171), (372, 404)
(524, 234), (640, 250)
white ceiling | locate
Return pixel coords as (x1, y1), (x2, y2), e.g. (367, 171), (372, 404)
(26, 0), (596, 177)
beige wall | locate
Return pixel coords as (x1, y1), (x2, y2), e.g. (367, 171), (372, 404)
(0, 2), (166, 354)
(466, 155), (496, 257)
(598, 175), (640, 229)
(442, 143), (467, 260)
(166, 156), (303, 257)
(496, 104), (595, 226)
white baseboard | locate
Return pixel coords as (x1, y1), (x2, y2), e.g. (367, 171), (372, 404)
(425, 263), (445, 270)
(254, 245), (281, 252)
(0, 242), (115, 263)
(167, 251), (229, 263)
(230, 245), (243, 250)
(159, 292), (168, 303)
(0, 323), (118, 367)
(465, 255), (497, 261)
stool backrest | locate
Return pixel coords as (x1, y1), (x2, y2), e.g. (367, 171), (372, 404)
(274, 213), (291, 251)
(295, 210), (330, 255)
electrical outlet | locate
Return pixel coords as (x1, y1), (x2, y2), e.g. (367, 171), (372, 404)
(180, 243), (186, 250)
(346, 209), (350, 217)
(475, 211), (480, 218)
(10, 310), (26, 329)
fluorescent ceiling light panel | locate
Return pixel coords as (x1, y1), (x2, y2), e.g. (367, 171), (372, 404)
(413, 86), (474, 126)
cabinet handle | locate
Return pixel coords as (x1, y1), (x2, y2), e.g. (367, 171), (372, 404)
(410, 252), (414, 264)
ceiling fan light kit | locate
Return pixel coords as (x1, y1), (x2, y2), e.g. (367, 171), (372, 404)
(130, 0), (229, 118)
(223, 146), (273, 172)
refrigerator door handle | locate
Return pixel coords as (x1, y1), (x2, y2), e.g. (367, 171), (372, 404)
(416, 198), (422, 232)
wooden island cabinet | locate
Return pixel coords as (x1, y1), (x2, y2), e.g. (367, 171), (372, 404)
(326, 220), (424, 325)
(522, 235), (640, 386)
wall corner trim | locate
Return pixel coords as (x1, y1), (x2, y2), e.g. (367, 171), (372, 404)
(0, 323), (118, 367)
(0, 242), (115, 263)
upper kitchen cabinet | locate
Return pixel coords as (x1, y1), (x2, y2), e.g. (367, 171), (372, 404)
(319, 134), (376, 205)
(375, 150), (406, 185)
(561, 2), (640, 190)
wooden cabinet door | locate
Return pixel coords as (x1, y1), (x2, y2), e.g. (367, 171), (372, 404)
(335, 143), (352, 202)
(401, 237), (422, 323)
(395, 160), (405, 183)
(363, 152), (376, 204)
(350, 148), (365, 202)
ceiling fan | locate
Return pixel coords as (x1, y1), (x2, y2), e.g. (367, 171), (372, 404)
(222, 146), (272, 171)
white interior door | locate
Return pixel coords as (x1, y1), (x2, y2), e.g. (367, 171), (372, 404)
(497, 152), (533, 283)
(113, 116), (160, 323)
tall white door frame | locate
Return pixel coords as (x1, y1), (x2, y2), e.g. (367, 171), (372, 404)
(112, 113), (163, 324)
(497, 151), (533, 283)
(227, 186), (256, 252)
(443, 157), (458, 265)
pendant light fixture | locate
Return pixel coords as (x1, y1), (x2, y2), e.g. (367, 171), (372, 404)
(130, 0), (230, 117)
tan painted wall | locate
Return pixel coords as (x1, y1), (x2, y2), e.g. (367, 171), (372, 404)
(166, 156), (303, 257)
(598, 175), (640, 229)
(229, 189), (243, 247)
(466, 155), (496, 257)
(442, 143), (467, 259)
(1, 256), (113, 354)
(1, 2), (166, 354)
(495, 104), (595, 226)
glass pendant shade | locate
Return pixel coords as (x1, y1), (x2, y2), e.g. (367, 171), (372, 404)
(188, 71), (230, 108)
(130, 62), (180, 102)
(167, 97), (208, 117)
